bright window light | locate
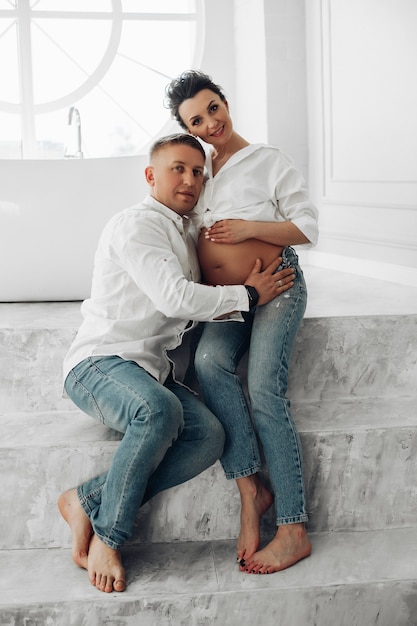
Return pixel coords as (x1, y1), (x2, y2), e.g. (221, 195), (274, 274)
(0, 0), (204, 159)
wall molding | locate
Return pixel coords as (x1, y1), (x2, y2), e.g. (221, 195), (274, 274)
(319, 198), (417, 212)
(306, 0), (417, 273)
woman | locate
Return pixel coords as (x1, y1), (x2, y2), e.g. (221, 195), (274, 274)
(165, 70), (319, 575)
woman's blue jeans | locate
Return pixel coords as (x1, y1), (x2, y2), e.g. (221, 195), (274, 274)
(194, 247), (308, 526)
(64, 356), (225, 550)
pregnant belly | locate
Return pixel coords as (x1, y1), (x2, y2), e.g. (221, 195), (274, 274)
(198, 229), (283, 286)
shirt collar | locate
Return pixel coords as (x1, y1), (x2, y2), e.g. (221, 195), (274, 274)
(206, 143), (263, 177)
(143, 195), (191, 233)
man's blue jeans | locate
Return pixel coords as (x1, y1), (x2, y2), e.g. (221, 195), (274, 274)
(194, 247), (308, 526)
(64, 356), (225, 550)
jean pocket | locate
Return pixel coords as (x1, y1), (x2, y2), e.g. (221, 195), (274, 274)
(65, 367), (106, 424)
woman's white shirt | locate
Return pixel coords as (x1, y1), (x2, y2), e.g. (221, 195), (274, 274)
(194, 143), (318, 247)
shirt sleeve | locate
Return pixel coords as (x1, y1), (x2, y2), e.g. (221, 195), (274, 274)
(114, 212), (249, 321)
(274, 151), (319, 246)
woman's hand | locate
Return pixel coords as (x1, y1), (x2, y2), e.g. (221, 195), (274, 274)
(204, 219), (252, 244)
(244, 258), (295, 306)
(205, 219), (310, 247)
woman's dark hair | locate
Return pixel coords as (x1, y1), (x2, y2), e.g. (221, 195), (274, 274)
(149, 133), (206, 162)
(164, 70), (226, 130)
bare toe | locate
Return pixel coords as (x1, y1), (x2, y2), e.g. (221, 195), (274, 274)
(244, 524), (311, 575)
(114, 578), (126, 592)
(236, 475), (273, 565)
(88, 534), (126, 593)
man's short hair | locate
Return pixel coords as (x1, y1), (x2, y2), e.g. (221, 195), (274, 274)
(150, 133), (206, 162)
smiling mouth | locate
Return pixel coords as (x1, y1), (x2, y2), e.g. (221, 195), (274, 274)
(211, 125), (224, 137)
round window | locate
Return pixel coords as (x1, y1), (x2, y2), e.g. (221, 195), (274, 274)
(0, 0), (204, 158)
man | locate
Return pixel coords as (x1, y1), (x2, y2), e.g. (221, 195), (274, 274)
(58, 134), (295, 593)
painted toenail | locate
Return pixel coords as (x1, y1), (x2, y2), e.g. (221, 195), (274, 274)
(239, 559), (246, 566)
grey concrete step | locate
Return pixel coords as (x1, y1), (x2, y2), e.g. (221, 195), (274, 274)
(1, 303), (416, 412)
(1, 303), (416, 623)
(1, 394), (416, 549)
(1, 528), (416, 626)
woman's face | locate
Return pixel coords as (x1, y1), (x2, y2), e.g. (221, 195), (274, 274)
(178, 88), (233, 147)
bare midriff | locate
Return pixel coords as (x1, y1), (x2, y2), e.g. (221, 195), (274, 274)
(198, 228), (284, 286)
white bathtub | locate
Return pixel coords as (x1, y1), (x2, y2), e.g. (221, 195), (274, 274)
(0, 157), (148, 301)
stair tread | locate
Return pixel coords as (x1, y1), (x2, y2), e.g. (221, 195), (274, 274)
(1, 300), (416, 329)
(1, 301), (416, 624)
(1, 528), (416, 605)
(2, 313), (416, 416)
(2, 261), (417, 325)
(0, 301), (82, 329)
(1, 395), (416, 448)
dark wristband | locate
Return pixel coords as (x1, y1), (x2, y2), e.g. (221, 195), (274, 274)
(245, 285), (259, 307)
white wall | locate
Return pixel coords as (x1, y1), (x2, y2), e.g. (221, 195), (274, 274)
(264, 0), (309, 177)
(198, 0), (236, 96)
(208, 0), (417, 286)
(231, 0), (309, 176)
(188, 0), (269, 145)
(191, 0), (309, 173)
(306, 0), (417, 285)
(232, 0), (268, 144)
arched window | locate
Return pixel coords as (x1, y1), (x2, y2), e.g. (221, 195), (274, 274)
(0, 0), (204, 159)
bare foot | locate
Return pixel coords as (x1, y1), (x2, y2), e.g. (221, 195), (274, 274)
(88, 533), (126, 593)
(58, 488), (92, 569)
(236, 474), (274, 567)
(243, 523), (312, 574)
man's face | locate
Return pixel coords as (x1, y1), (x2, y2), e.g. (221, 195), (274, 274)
(146, 144), (205, 216)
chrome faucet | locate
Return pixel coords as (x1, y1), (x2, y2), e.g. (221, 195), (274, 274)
(65, 106), (83, 159)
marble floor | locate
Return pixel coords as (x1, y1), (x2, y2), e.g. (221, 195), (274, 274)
(0, 266), (416, 327)
(1, 267), (417, 625)
(2, 529), (417, 619)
